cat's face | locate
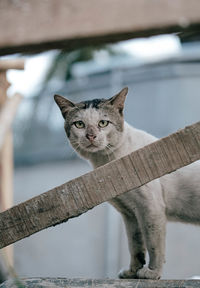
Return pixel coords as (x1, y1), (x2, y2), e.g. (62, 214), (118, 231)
(54, 88), (128, 156)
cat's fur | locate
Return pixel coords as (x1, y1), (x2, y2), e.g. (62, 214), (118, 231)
(54, 88), (200, 279)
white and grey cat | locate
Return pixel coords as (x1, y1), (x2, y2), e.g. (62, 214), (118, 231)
(54, 88), (200, 280)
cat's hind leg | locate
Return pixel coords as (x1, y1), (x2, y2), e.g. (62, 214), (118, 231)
(118, 214), (146, 279)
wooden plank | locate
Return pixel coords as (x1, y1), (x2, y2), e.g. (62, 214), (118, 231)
(0, 93), (22, 150)
(0, 121), (200, 249)
(0, 0), (200, 55)
(1, 277), (200, 288)
(0, 60), (24, 71)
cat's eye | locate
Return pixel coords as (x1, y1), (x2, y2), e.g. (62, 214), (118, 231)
(74, 121), (85, 129)
(98, 120), (109, 128)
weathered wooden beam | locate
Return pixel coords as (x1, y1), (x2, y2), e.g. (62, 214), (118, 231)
(1, 0), (200, 56)
(0, 94), (22, 151)
(1, 278), (200, 288)
(0, 122), (200, 249)
(0, 60), (24, 71)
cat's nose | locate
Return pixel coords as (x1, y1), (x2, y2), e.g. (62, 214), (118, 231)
(86, 134), (96, 142)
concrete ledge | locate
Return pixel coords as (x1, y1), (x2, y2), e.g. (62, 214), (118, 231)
(1, 278), (200, 288)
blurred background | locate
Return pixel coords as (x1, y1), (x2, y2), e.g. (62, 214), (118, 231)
(2, 33), (200, 279)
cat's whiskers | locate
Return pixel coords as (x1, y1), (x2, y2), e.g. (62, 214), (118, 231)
(106, 143), (114, 153)
(70, 141), (82, 152)
(68, 148), (78, 157)
(71, 139), (92, 158)
(105, 144), (115, 162)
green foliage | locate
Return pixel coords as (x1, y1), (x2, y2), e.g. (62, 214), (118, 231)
(43, 45), (125, 84)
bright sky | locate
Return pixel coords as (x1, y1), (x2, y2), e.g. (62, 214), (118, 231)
(6, 34), (181, 97)
(119, 34), (181, 59)
(7, 51), (55, 97)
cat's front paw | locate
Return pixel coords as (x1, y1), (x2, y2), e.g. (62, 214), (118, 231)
(137, 267), (161, 280)
(118, 268), (137, 279)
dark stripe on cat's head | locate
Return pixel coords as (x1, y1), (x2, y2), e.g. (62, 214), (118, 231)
(81, 98), (106, 109)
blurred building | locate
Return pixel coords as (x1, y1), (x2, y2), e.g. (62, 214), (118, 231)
(13, 39), (200, 279)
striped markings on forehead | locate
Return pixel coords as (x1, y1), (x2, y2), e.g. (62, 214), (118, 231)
(75, 106), (107, 123)
(81, 98), (106, 109)
(71, 98), (108, 123)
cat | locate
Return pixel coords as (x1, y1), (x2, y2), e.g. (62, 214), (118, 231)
(54, 87), (200, 280)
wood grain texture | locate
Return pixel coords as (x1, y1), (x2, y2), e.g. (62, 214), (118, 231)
(0, 121), (200, 249)
(0, 94), (22, 150)
(0, 60), (24, 71)
(0, 0), (200, 55)
(0, 74), (22, 268)
(1, 278), (200, 288)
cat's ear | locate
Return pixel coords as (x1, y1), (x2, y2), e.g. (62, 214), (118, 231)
(54, 94), (75, 119)
(108, 87), (128, 115)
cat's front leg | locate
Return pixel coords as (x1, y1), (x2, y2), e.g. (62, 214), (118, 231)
(136, 201), (166, 279)
(119, 214), (146, 279)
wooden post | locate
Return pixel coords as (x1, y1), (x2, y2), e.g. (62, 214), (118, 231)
(0, 60), (24, 268)
(0, 93), (22, 150)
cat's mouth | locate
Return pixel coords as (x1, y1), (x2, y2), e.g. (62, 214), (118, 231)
(87, 143), (98, 148)
(85, 143), (102, 152)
